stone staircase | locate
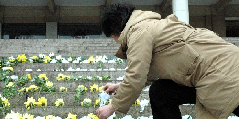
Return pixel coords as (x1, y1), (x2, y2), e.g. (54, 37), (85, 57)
(1, 37), (239, 118)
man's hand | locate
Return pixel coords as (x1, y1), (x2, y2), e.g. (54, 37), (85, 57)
(103, 83), (120, 95)
(96, 104), (115, 119)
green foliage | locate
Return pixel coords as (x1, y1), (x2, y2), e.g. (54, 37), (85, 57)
(3, 85), (17, 98)
(16, 75), (28, 87)
(34, 75), (46, 86)
(74, 86), (87, 104)
(97, 60), (104, 69)
(42, 84), (56, 92)
(102, 75), (111, 81)
(92, 76), (100, 81)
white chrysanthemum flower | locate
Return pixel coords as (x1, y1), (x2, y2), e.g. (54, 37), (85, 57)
(50, 59), (57, 63)
(10, 75), (19, 81)
(34, 116), (45, 119)
(25, 69), (33, 71)
(80, 69), (87, 71)
(108, 60), (115, 63)
(49, 52), (55, 57)
(67, 57), (73, 62)
(80, 116), (91, 119)
(107, 112), (116, 119)
(8, 56), (15, 60)
(140, 99), (149, 112)
(62, 58), (69, 63)
(82, 60), (89, 63)
(117, 76), (124, 80)
(137, 116), (151, 119)
(89, 69), (95, 71)
(67, 67), (75, 71)
(5, 111), (22, 119)
(6, 61), (10, 65)
(56, 55), (62, 60)
(121, 115), (134, 119)
(39, 54), (45, 58)
(182, 115), (193, 119)
(102, 55), (108, 63)
(228, 116), (239, 119)
(109, 68), (115, 71)
(95, 56), (103, 62)
(87, 76), (92, 80)
(29, 59), (33, 63)
(76, 56), (82, 61)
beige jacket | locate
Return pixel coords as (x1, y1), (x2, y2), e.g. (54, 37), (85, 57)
(111, 10), (239, 119)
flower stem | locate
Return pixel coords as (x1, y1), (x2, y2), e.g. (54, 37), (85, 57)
(135, 103), (139, 118)
(9, 93), (23, 110)
(38, 87), (42, 98)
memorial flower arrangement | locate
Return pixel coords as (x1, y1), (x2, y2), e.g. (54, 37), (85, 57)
(0, 54), (155, 119)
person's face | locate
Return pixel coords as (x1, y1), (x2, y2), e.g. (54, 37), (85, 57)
(112, 35), (120, 44)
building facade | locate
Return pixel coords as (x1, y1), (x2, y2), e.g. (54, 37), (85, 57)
(0, 0), (238, 39)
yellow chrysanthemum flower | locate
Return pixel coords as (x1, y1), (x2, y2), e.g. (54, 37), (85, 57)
(90, 84), (98, 92)
(24, 97), (36, 111)
(104, 99), (112, 105)
(28, 85), (39, 92)
(5, 111), (22, 118)
(87, 55), (95, 63)
(18, 87), (26, 92)
(9, 58), (15, 62)
(17, 54), (27, 63)
(133, 99), (140, 106)
(81, 98), (92, 107)
(6, 82), (14, 87)
(2, 98), (10, 107)
(44, 59), (48, 63)
(66, 112), (77, 119)
(64, 75), (70, 80)
(77, 85), (88, 92)
(45, 115), (55, 119)
(17, 55), (21, 62)
(45, 81), (54, 87)
(2, 67), (14, 72)
(99, 86), (104, 92)
(27, 74), (31, 80)
(22, 113), (34, 119)
(45, 56), (50, 62)
(38, 74), (48, 80)
(59, 86), (67, 92)
(56, 73), (64, 81)
(55, 99), (64, 107)
(87, 113), (99, 119)
(38, 97), (47, 107)
(94, 98), (101, 107)
(32, 56), (38, 59)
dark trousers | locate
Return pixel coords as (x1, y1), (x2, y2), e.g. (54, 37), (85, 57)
(149, 79), (239, 119)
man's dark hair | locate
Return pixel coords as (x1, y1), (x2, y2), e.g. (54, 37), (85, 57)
(101, 4), (136, 37)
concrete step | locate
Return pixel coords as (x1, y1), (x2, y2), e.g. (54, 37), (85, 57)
(14, 63), (127, 72)
(9, 105), (152, 118)
(0, 39), (120, 57)
(0, 80), (126, 91)
(12, 70), (126, 81)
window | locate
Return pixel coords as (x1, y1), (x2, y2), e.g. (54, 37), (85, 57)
(58, 23), (101, 39)
(2, 23), (46, 39)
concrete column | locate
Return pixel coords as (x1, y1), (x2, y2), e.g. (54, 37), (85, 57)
(172, 0), (189, 24)
(212, 15), (226, 37)
(206, 15), (212, 30)
(46, 22), (57, 39)
(100, 32), (108, 39)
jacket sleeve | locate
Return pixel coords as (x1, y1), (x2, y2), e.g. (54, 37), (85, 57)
(111, 27), (153, 114)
